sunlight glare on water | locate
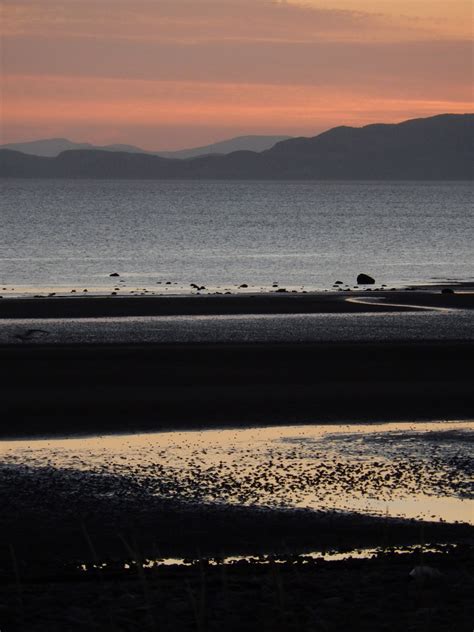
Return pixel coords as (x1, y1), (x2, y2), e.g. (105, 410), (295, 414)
(1, 420), (472, 524)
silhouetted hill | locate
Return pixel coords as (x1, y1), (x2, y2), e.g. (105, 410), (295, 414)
(1, 114), (472, 180)
(0, 138), (145, 157)
(156, 135), (292, 159)
(0, 135), (290, 158)
(264, 114), (473, 179)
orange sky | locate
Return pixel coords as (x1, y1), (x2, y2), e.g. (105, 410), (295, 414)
(1, 0), (472, 150)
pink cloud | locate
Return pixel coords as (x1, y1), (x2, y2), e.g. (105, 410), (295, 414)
(2, 0), (472, 147)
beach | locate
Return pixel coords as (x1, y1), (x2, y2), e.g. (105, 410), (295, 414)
(1, 422), (473, 631)
(1, 288), (473, 436)
(1, 287), (473, 631)
(2, 286), (474, 318)
(2, 542), (473, 631)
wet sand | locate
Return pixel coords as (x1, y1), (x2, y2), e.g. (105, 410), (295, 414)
(3, 459), (471, 571)
(1, 289), (473, 630)
(0, 289), (473, 436)
(1, 431), (473, 572)
(1, 339), (473, 436)
(1, 434), (473, 631)
(2, 289), (474, 439)
(3, 422), (473, 522)
(1, 287), (474, 319)
(1, 422), (472, 576)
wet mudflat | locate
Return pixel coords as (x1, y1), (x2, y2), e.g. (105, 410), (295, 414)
(2, 290), (474, 345)
(2, 546), (473, 632)
(2, 421), (472, 524)
(1, 421), (473, 631)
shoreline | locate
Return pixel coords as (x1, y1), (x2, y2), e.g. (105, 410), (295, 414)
(1, 288), (473, 437)
(1, 286), (473, 319)
(1, 416), (469, 443)
(1, 289), (473, 631)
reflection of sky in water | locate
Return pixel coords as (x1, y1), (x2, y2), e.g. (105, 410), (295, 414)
(3, 180), (474, 289)
(1, 421), (472, 524)
(80, 543), (456, 572)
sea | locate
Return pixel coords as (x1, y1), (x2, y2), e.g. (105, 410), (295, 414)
(1, 179), (473, 294)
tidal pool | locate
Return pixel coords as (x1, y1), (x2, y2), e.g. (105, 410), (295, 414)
(1, 421), (472, 524)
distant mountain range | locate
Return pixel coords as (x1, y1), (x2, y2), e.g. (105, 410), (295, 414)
(0, 138), (145, 158)
(0, 135), (291, 159)
(156, 135), (293, 159)
(1, 114), (472, 180)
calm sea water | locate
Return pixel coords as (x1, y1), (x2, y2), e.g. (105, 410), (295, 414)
(1, 179), (473, 293)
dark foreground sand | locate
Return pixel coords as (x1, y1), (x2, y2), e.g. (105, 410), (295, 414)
(2, 547), (473, 632)
(0, 463), (473, 631)
(1, 339), (473, 436)
(1, 289), (474, 436)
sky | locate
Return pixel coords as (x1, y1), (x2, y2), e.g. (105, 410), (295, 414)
(1, 0), (472, 150)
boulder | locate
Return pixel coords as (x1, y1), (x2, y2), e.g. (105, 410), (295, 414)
(109, 272), (120, 277)
(357, 273), (375, 284)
